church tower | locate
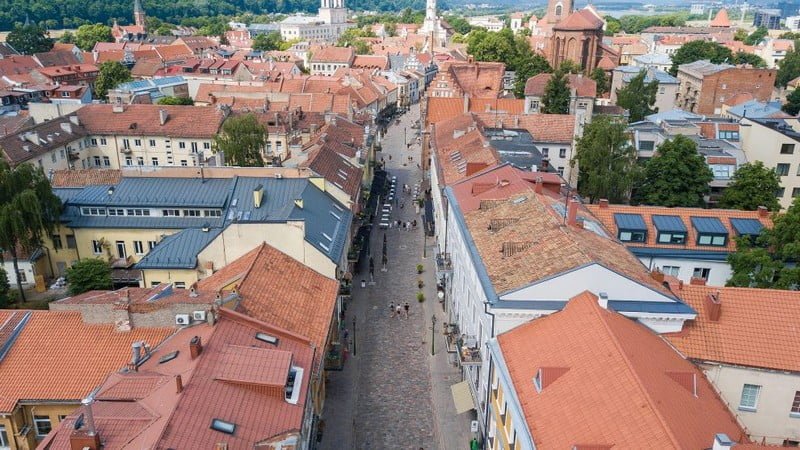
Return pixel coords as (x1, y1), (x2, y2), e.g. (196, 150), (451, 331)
(320, 0), (347, 25)
(546, 0), (573, 24)
(133, 0), (146, 29)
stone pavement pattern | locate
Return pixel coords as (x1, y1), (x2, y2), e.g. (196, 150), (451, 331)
(320, 104), (472, 450)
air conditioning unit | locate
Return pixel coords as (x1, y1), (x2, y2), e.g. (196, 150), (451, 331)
(193, 310), (206, 322)
(175, 314), (190, 326)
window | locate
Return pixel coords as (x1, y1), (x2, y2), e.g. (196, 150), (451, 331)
(125, 156), (133, 166)
(92, 240), (103, 254)
(739, 384), (761, 411)
(697, 234), (726, 246)
(638, 140), (655, 151)
(191, 142), (198, 153)
(658, 232), (686, 244)
(204, 210), (222, 217)
(183, 209), (201, 217)
(81, 207), (106, 216)
(179, 142), (186, 149)
(559, 148), (567, 158)
(134, 139), (142, 147)
(133, 241), (144, 254)
(17, 270), (26, 283)
(777, 187), (786, 198)
(791, 391), (800, 416)
(34, 415), (52, 437)
(66, 235), (76, 249)
(180, 159), (188, 166)
(203, 142), (211, 150)
(100, 137), (107, 145)
(776, 163), (791, 176)
(148, 240), (157, 250)
(122, 138), (130, 149)
(0, 424), (8, 448)
(51, 234), (62, 250)
(107, 208), (125, 216)
(162, 209), (181, 216)
(93, 156), (101, 167)
(711, 164), (733, 179)
(618, 231), (646, 242)
(540, 148), (549, 158)
(692, 267), (711, 280)
(557, 166), (564, 176)
(137, 157), (144, 166)
(661, 265), (680, 276)
(149, 139), (156, 147)
(103, 156), (111, 167)
(91, 138), (97, 146)
(151, 157), (159, 166)
(51, 152), (57, 163)
(175, 282), (186, 289)
(781, 143), (795, 154)
(718, 130), (739, 141)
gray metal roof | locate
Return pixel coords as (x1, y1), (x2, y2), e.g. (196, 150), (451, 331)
(730, 218), (764, 236)
(614, 213), (647, 231)
(135, 227), (223, 269)
(691, 216), (727, 234)
(616, 66), (679, 84)
(652, 215), (687, 233)
(70, 178), (234, 208)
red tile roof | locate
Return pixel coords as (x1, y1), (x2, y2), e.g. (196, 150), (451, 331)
(497, 291), (747, 449)
(426, 97), (466, 125)
(51, 169), (122, 187)
(473, 112), (576, 144)
(0, 310), (173, 413)
(585, 203), (772, 253)
(431, 113), (501, 186)
(0, 55), (41, 77)
(710, 8), (732, 27)
(197, 245), (264, 293)
(310, 46), (355, 64)
(352, 55), (389, 70)
(553, 9), (604, 31)
(524, 73), (597, 97)
(76, 104), (226, 138)
(665, 282), (800, 372)
(303, 143), (363, 201)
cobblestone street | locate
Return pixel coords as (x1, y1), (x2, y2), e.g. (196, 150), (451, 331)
(319, 104), (473, 450)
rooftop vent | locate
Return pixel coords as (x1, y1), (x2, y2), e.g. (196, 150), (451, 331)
(210, 418), (235, 435)
(253, 184), (264, 208)
(489, 217), (519, 232)
(255, 332), (279, 345)
(501, 241), (533, 258)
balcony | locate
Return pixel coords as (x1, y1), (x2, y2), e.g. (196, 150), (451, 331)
(67, 151), (80, 161)
(456, 334), (482, 366)
(120, 146), (132, 154)
(436, 252), (452, 274)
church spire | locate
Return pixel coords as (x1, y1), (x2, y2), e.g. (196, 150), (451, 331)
(133, 0), (146, 29)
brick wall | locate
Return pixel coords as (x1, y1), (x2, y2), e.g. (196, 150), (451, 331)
(697, 68), (776, 115)
(51, 301), (213, 328)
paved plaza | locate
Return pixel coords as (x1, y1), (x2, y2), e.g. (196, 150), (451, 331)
(319, 105), (474, 450)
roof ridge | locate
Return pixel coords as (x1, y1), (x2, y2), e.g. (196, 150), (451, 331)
(586, 295), (684, 448)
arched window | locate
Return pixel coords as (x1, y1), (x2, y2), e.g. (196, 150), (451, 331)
(555, 4), (562, 16)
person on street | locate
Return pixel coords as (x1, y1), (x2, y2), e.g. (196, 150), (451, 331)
(389, 301), (395, 317)
(395, 304), (402, 318)
(404, 302), (410, 318)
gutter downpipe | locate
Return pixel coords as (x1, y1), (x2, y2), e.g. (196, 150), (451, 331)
(483, 300), (496, 446)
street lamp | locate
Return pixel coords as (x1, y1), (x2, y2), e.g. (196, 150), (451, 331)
(352, 315), (357, 356)
(431, 314), (437, 355)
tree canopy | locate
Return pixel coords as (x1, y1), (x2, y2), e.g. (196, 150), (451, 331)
(727, 197), (800, 289)
(732, 51), (767, 68)
(572, 116), (640, 203)
(744, 26), (768, 45)
(777, 43), (800, 87)
(783, 88), (800, 115)
(541, 69), (570, 114)
(635, 135), (713, 207)
(615, 69), (658, 122)
(74, 23), (113, 51)
(252, 31), (283, 51)
(215, 113), (267, 167)
(513, 53), (552, 98)
(669, 40), (734, 75)
(0, 161), (62, 301)
(0, 267), (10, 308)
(590, 67), (609, 96)
(157, 96), (194, 105)
(94, 61), (132, 100)
(6, 23), (53, 54)
(66, 258), (112, 295)
(718, 161), (782, 211)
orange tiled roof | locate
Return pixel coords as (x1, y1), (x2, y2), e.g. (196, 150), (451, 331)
(197, 244), (264, 293)
(0, 310), (173, 413)
(497, 291), (747, 449)
(425, 98), (463, 125)
(524, 73), (597, 97)
(51, 168), (122, 187)
(352, 55), (389, 70)
(431, 113), (500, 186)
(710, 8), (732, 27)
(76, 104), (226, 138)
(584, 203), (772, 253)
(553, 9), (604, 31)
(473, 112), (576, 144)
(665, 283), (800, 372)
(310, 46), (355, 64)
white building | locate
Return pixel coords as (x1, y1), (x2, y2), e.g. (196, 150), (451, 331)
(278, 0), (354, 42)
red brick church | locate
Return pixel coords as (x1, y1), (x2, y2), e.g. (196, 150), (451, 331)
(543, 0), (619, 74)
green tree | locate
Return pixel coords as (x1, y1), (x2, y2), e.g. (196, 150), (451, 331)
(590, 67), (609, 96)
(783, 88), (800, 115)
(636, 135), (713, 207)
(157, 96), (194, 105)
(94, 61), (132, 100)
(513, 53), (552, 98)
(0, 162), (62, 301)
(616, 69), (658, 122)
(779, 32), (800, 40)
(66, 258), (112, 295)
(467, 29), (517, 67)
(733, 28), (748, 41)
(719, 161), (782, 211)
(252, 31), (283, 51)
(744, 26), (768, 45)
(0, 267), (10, 308)
(541, 69), (570, 114)
(6, 23), (53, 54)
(732, 51), (767, 68)
(557, 59), (582, 74)
(572, 116), (640, 203)
(604, 16), (621, 36)
(777, 43), (800, 87)
(444, 15), (474, 34)
(670, 40), (734, 75)
(214, 113), (267, 167)
(59, 31), (76, 44)
(384, 22), (396, 37)
(727, 197), (800, 289)
(74, 24), (113, 51)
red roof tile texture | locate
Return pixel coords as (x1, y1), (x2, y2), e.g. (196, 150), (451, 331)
(0, 310), (173, 413)
(51, 169), (122, 187)
(497, 291), (747, 449)
(473, 112), (576, 144)
(311, 46), (355, 64)
(76, 104), (226, 138)
(665, 283), (800, 372)
(554, 9), (604, 31)
(524, 73), (597, 97)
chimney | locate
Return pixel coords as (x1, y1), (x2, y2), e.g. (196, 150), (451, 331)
(599, 198), (609, 208)
(706, 291), (722, 321)
(598, 292), (609, 309)
(651, 269), (665, 283)
(463, 93), (469, 113)
(690, 277), (707, 286)
(757, 205), (768, 217)
(567, 199), (579, 227)
(70, 397), (101, 450)
(131, 341), (143, 366)
(176, 374), (183, 393)
(678, 279), (684, 290)
(712, 434), (734, 450)
(253, 184), (264, 208)
(159, 109), (169, 125)
(189, 336), (203, 359)
(534, 176), (543, 194)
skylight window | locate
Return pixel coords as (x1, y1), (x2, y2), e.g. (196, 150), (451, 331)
(330, 210), (341, 220)
(210, 418), (236, 435)
(533, 368), (542, 393)
(158, 351), (179, 364)
(255, 332), (279, 345)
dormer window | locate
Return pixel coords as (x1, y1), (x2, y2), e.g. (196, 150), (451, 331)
(691, 217), (728, 247)
(730, 218), (764, 240)
(614, 213), (647, 243)
(653, 215), (687, 245)
(285, 366), (304, 404)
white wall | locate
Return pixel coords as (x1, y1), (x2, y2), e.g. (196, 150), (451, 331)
(638, 255), (732, 287)
(2, 260), (35, 287)
(702, 363), (800, 445)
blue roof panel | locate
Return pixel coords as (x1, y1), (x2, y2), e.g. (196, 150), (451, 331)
(691, 216), (727, 234)
(135, 227), (222, 269)
(613, 213), (647, 231)
(71, 178), (233, 208)
(730, 218), (764, 236)
(652, 215), (687, 233)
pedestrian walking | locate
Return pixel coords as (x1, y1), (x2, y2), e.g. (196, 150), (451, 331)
(395, 304), (402, 318)
(404, 302), (410, 318)
(389, 301), (395, 317)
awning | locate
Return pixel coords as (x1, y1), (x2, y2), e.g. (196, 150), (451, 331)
(451, 381), (476, 414)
